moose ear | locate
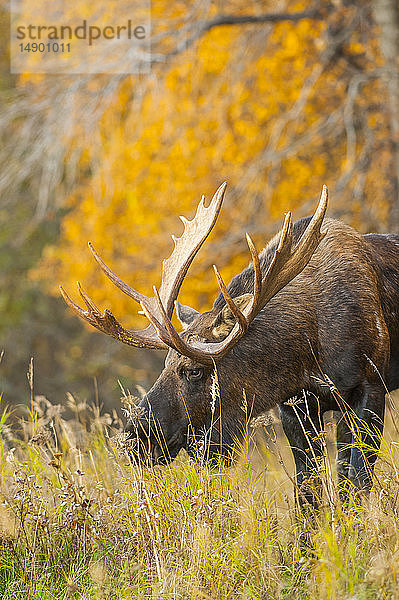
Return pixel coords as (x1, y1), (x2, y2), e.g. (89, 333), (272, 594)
(175, 301), (200, 329)
(212, 293), (252, 340)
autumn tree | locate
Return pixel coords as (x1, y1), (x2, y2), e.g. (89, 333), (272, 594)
(2, 0), (399, 404)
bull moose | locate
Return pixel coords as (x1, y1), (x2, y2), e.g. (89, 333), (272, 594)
(61, 183), (399, 505)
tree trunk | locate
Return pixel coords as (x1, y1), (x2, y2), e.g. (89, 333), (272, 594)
(373, 0), (399, 227)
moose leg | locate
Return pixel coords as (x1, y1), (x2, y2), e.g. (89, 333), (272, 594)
(347, 382), (386, 490)
(279, 400), (324, 510)
(336, 411), (358, 501)
(336, 412), (352, 483)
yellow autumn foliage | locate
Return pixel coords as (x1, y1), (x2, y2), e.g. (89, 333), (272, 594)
(34, 0), (391, 329)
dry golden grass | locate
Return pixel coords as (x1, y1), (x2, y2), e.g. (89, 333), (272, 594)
(0, 388), (399, 599)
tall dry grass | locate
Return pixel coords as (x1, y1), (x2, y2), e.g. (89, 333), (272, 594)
(0, 381), (399, 599)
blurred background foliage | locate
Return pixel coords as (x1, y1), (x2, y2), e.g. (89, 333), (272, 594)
(1, 0), (399, 409)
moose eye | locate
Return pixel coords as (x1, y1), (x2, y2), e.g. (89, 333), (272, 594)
(185, 368), (203, 381)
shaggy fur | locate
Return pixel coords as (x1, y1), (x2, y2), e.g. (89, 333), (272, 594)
(127, 216), (399, 504)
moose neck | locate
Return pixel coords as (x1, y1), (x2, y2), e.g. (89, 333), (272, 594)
(215, 283), (318, 418)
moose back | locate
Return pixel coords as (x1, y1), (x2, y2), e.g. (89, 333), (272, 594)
(61, 184), (399, 504)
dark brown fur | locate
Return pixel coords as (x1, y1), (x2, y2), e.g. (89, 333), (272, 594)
(127, 216), (399, 502)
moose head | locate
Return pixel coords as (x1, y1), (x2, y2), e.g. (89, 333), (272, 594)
(60, 183), (328, 465)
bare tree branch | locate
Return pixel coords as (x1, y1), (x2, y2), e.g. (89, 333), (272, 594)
(151, 5), (330, 62)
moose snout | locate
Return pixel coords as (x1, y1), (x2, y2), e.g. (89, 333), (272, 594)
(124, 403), (170, 465)
(124, 394), (188, 465)
(124, 417), (157, 464)
(125, 408), (153, 446)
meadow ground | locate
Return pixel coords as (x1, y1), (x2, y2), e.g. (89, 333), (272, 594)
(0, 385), (399, 600)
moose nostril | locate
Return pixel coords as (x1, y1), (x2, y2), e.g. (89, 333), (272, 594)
(125, 419), (141, 438)
(125, 419), (134, 433)
(125, 416), (151, 439)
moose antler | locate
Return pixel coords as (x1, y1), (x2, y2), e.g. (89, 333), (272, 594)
(141, 186), (328, 363)
(60, 182), (227, 349)
(61, 183), (328, 363)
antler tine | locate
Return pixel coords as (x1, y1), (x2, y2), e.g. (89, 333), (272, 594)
(61, 184), (327, 364)
(247, 211), (293, 315)
(62, 183), (227, 352)
(291, 184), (327, 258)
(60, 284), (167, 350)
(77, 281), (101, 314)
(60, 284), (93, 323)
(247, 186), (327, 321)
(88, 242), (145, 305)
(245, 233), (261, 308)
(159, 181), (227, 317)
(60, 283), (109, 332)
(277, 211), (293, 256)
(238, 211), (294, 323)
(213, 265), (248, 331)
(139, 293), (171, 342)
(88, 182), (227, 318)
(142, 286), (214, 362)
(175, 186), (329, 364)
(152, 287), (193, 354)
